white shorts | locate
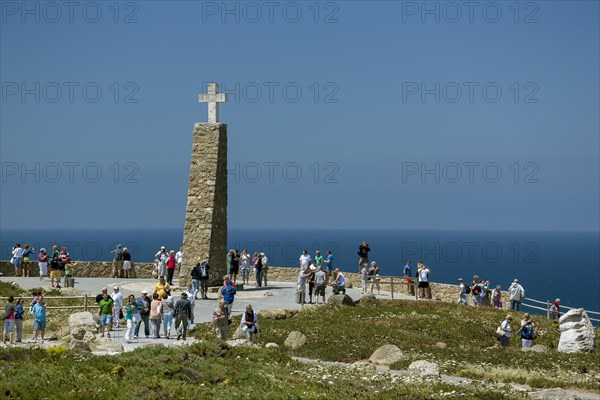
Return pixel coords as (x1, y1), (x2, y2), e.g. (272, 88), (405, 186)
(39, 262), (48, 275)
(123, 261), (131, 270)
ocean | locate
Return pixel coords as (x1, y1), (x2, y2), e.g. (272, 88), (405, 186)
(2, 228), (599, 319)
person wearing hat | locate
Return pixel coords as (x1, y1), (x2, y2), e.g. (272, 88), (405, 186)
(134, 290), (152, 338)
(457, 278), (468, 305)
(508, 279), (525, 311)
(37, 248), (48, 281)
(154, 246), (168, 279)
(110, 244), (123, 278)
(174, 292), (192, 341)
(111, 286), (124, 328)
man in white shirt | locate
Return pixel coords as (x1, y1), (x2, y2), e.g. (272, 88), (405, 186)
(508, 279), (525, 311)
(111, 286), (124, 328)
(175, 246), (183, 272)
(332, 268), (346, 295)
(299, 250), (311, 269)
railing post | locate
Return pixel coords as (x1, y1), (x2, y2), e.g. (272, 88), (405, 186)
(84, 294), (88, 311)
(546, 300), (550, 320)
(390, 277), (394, 300)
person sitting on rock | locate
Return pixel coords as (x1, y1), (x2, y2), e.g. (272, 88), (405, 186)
(331, 268), (346, 295)
(240, 304), (259, 341)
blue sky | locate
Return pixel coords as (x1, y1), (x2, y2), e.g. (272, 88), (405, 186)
(1, 1), (598, 231)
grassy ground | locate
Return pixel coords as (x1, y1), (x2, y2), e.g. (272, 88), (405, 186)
(191, 300), (600, 391)
(0, 340), (527, 399)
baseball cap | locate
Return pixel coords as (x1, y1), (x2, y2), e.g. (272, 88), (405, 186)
(113, 286), (119, 291)
(141, 290), (148, 294)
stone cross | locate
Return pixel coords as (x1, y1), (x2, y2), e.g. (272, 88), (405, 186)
(199, 83), (228, 123)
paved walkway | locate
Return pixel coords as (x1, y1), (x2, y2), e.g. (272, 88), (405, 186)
(1, 276), (415, 351)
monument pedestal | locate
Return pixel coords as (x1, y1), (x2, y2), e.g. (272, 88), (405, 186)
(180, 123), (228, 287)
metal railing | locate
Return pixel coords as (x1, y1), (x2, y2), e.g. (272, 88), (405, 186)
(520, 297), (600, 323)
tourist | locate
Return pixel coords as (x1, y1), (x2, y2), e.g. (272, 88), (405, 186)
(21, 244), (34, 277)
(307, 263), (316, 304)
(110, 244), (123, 278)
(497, 314), (513, 348)
(37, 248), (48, 281)
(134, 290), (152, 339)
(331, 268), (346, 295)
(315, 250), (324, 270)
(253, 253), (263, 288)
(369, 261), (381, 295)
(260, 252), (269, 287)
(155, 246), (169, 279)
(240, 249), (250, 285)
(159, 293), (174, 339)
(122, 247), (132, 279)
(314, 266), (326, 304)
(480, 280), (490, 307)
(457, 278), (468, 305)
(226, 249), (234, 281)
(14, 298), (24, 342)
(11, 243), (23, 276)
(228, 249), (239, 284)
(417, 262), (431, 299)
(111, 286), (124, 328)
(174, 292), (192, 341)
(166, 250), (177, 285)
(185, 284), (197, 326)
(324, 250), (334, 282)
(96, 287), (109, 304)
(63, 259), (79, 287)
(360, 264), (368, 294)
(241, 304), (259, 340)
(508, 279), (525, 311)
(299, 250), (311, 269)
(403, 260), (412, 294)
(98, 292), (114, 338)
(492, 285), (502, 308)
(31, 295), (46, 343)
(519, 313), (535, 348)
(196, 261), (210, 299)
(149, 293), (161, 339)
(357, 241), (370, 272)
(550, 298), (561, 320)
(213, 299), (230, 340)
(2, 296), (16, 343)
(175, 246), (183, 273)
(470, 275), (481, 307)
(297, 265), (311, 304)
(123, 295), (137, 343)
(221, 279), (237, 315)
(49, 247), (62, 289)
(154, 276), (171, 300)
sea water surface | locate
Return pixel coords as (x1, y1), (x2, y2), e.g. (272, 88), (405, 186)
(2, 228), (599, 318)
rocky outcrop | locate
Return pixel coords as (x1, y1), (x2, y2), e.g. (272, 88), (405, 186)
(369, 344), (405, 366)
(327, 294), (355, 306)
(284, 331), (307, 350)
(68, 312), (98, 335)
(360, 294), (377, 304)
(558, 308), (596, 353)
(408, 360), (440, 378)
(91, 337), (124, 354)
(226, 339), (260, 348)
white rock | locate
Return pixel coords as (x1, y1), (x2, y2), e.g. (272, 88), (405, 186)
(284, 331), (307, 350)
(408, 360), (440, 378)
(68, 312), (98, 335)
(265, 342), (279, 348)
(558, 308), (596, 353)
(369, 344), (405, 366)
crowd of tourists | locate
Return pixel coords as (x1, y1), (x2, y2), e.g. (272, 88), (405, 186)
(10, 243), (79, 288)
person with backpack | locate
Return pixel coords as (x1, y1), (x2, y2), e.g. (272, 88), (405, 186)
(49, 245), (62, 289)
(458, 278), (469, 305)
(471, 275), (482, 307)
(518, 313), (536, 348)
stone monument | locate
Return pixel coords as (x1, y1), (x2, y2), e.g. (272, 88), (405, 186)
(179, 83), (228, 287)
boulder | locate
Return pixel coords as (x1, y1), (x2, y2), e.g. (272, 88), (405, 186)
(284, 331), (307, 350)
(523, 344), (548, 353)
(408, 360), (440, 378)
(265, 342), (279, 349)
(90, 337), (124, 354)
(226, 339), (260, 348)
(260, 308), (298, 320)
(326, 294), (355, 306)
(69, 339), (91, 352)
(360, 294), (377, 304)
(369, 344), (405, 366)
(529, 388), (578, 400)
(345, 281), (353, 289)
(558, 308), (596, 353)
(233, 324), (245, 340)
(69, 312), (98, 335)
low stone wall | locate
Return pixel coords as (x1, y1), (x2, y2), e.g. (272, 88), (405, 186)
(0, 261), (511, 307)
(0, 261), (154, 279)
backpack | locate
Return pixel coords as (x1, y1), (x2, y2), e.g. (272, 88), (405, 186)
(521, 323), (534, 340)
(464, 285), (471, 294)
(472, 286), (480, 295)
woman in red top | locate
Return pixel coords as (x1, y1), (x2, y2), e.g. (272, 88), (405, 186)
(166, 250), (176, 285)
